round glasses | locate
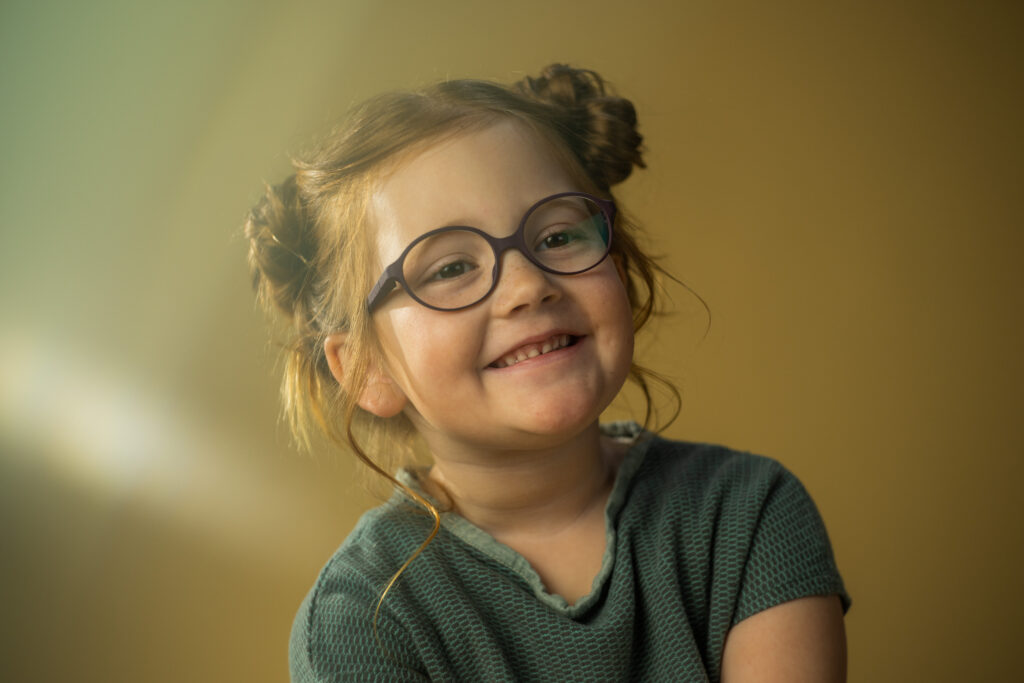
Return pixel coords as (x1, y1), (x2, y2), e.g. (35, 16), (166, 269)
(366, 192), (616, 312)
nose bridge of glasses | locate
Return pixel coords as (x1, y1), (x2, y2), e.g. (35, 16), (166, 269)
(491, 226), (548, 276)
(491, 228), (530, 259)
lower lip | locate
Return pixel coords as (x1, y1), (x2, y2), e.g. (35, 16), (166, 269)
(486, 336), (585, 372)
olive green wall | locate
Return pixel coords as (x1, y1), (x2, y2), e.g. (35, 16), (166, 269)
(2, 1), (1021, 680)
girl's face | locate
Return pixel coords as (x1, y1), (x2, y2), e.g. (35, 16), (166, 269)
(367, 120), (635, 457)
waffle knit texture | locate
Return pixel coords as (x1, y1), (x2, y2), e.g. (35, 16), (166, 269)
(290, 423), (850, 682)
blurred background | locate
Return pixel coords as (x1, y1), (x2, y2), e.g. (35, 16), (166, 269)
(1, 1), (1021, 680)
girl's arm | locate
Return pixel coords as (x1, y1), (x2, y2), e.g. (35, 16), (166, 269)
(720, 594), (847, 682)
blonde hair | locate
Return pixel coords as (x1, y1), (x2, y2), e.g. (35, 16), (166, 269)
(244, 64), (680, 630)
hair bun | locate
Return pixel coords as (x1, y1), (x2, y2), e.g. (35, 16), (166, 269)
(518, 64), (645, 189)
(245, 174), (317, 325)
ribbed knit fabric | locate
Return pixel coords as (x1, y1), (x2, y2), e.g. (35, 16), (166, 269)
(290, 423), (850, 682)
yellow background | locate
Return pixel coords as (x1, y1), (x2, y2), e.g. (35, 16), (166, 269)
(2, 1), (1021, 680)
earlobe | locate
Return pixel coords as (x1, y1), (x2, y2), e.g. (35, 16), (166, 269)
(357, 370), (408, 418)
(323, 333), (408, 419)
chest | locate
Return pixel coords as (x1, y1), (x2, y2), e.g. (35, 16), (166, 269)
(497, 509), (609, 605)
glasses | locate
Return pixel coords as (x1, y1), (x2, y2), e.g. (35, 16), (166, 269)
(366, 192), (616, 312)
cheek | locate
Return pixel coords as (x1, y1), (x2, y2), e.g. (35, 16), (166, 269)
(582, 267), (636, 370)
(611, 298), (636, 370)
(375, 307), (481, 394)
(373, 309), (425, 391)
(596, 267), (636, 332)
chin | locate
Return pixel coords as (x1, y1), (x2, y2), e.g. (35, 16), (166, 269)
(513, 399), (607, 441)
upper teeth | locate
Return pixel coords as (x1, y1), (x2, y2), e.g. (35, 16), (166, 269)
(495, 334), (571, 368)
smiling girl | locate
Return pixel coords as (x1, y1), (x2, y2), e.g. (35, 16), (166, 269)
(246, 64), (849, 682)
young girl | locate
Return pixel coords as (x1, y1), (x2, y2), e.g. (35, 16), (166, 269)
(246, 64), (850, 682)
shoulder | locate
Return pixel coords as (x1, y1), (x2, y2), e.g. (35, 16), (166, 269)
(607, 421), (789, 498)
(301, 501), (430, 612)
(626, 434), (850, 619)
(624, 436), (798, 545)
(290, 503), (431, 682)
(630, 435), (795, 512)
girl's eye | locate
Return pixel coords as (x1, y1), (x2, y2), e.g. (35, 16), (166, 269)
(430, 259), (476, 281)
(540, 231), (571, 249)
(536, 226), (578, 251)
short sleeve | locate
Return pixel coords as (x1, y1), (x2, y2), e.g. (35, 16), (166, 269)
(289, 573), (429, 683)
(732, 466), (850, 624)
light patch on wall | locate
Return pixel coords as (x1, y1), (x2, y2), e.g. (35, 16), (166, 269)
(0, 328), (322, 575)
(2, 330), (171, 492)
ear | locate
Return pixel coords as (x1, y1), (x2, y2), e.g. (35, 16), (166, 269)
(324, 333), (408, 418)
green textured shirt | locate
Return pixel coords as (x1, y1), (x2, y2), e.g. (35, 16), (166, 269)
(290, 424), (849, 682)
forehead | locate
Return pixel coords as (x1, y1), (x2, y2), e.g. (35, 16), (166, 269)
(369, 120), (577, 262)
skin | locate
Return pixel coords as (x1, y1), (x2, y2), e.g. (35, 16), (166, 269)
(721, 595), (847, 683)
(324, 119), (846, 678)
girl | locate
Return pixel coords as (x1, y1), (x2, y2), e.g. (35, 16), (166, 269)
(246, 64), (850, 682)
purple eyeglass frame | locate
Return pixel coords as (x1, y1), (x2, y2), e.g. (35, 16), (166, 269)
(365, 191), (617, 313)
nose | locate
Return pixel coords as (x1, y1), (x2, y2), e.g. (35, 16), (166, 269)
(490, 248), (561, 315)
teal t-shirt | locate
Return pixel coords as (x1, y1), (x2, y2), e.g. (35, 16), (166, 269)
(290, 424), (850, 682)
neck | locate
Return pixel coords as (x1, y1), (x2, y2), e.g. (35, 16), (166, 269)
(422, 423), (618, 539)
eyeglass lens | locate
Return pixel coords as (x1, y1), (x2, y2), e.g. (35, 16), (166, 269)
(401, 194), (610, 310)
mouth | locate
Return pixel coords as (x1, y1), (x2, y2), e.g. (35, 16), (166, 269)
(488, 334), (580, 369)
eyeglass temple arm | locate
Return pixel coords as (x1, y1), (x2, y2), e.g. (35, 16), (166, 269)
(366, 277), (395, 313)
(366, 259), (408, 313)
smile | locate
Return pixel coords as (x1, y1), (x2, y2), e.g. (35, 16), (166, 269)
(489, 334), (577, 369)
